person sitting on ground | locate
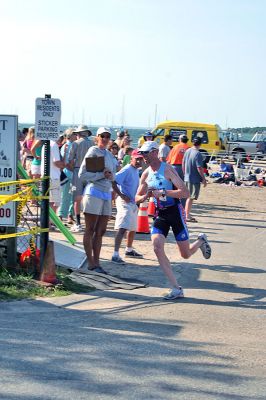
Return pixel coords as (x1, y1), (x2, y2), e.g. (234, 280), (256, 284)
(220, 159), (233, 173)
(136, 141), (211, 300)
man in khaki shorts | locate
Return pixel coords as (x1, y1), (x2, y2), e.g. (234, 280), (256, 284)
(182, 137), (207, 222)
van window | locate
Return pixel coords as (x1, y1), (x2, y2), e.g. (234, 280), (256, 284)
(169, 129), (187, 142)
(153, 128), (165, 137)
(191, 130), (208, 144)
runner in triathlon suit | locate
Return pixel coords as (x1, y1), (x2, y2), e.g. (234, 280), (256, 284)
(136, 141), (211, 300)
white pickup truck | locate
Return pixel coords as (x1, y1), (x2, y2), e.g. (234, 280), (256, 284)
(220, 132), (266, 160)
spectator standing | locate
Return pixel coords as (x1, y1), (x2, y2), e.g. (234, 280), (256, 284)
(121, 146), (134, 167)
(158, 135), (173, 162)
(167, 134), (190, 180)
(41, 140), (65, 215)
(78, 127), (117, 274)
(182, 137), (207, 222)
(22, 126), (35, 176)
(111, 149), (144, 264)
(138, 131), (154, 147)
(114, 130), (125, 148)
(67, 125), (94, 232)
(58, 128), (77, 224)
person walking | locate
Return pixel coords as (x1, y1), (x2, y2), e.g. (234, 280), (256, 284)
(182, 137), (207, 223)
(158, 134), (173, 162)
(111, 149), (144, 264)
(78, 127), (117, 274)
(136, 141), (211, 300)
(67, 125), (94, 232)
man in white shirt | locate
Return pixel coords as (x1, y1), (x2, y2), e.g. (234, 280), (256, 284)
(158, 135), (173, 162)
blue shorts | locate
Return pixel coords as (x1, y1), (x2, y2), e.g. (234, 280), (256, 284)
(151, 203), (189, 241)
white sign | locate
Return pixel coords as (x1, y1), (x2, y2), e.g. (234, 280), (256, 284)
(0, 115), (18, 227)
(35, 97), (61, 140)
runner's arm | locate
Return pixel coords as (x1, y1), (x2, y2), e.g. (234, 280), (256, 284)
(135, 170), (152, 204)
(164, 164), (189, 199)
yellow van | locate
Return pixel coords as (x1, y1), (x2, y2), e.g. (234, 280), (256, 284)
(138, 121), (222, 160)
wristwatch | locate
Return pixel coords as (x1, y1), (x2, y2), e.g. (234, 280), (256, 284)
(161, 189), (166, 197)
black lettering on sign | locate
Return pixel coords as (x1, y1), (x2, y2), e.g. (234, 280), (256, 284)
(0, 120), (8, 130)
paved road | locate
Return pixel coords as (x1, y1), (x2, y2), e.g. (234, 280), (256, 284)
(0, 197), (266, 399)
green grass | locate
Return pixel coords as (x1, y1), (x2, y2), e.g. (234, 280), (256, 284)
(0, 267), (93, 301)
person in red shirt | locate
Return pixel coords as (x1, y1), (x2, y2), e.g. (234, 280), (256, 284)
(167, 134), (190, 180)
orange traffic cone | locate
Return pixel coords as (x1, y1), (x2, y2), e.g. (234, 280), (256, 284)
(136, 201), (150, 234)
(40, 241), (58, 284)
(147, 196), (156, 217)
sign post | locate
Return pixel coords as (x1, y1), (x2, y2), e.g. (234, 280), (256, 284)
(35, 95), (61, 276)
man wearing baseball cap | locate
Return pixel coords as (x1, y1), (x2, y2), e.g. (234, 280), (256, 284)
(182, 136), (207, 222)
(111, 149), (144, 264)
(67, 125), (94, 232)
(135, 139), (211, 300)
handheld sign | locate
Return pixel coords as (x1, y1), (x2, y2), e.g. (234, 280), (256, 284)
(0, 115), (18, 226)
(35, 97), (61, 140)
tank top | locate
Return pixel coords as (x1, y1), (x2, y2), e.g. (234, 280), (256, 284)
(146, 162), (177, 208)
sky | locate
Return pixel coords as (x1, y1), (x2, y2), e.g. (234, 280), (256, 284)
(0, 0), (265, 129)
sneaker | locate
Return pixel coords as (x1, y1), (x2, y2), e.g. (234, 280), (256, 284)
(125, 249), (143, 258)
(164, 287), (184, 300)
(198, 233), (212, 259)
(111, 255), (126, 265)
(71, 224), (83, 233)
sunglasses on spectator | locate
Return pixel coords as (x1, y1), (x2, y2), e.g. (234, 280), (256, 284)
(100, 133), (111, 139)
(139, 149), (155, 155)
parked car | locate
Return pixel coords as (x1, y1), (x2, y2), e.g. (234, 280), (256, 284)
(220, 131), (266, 161)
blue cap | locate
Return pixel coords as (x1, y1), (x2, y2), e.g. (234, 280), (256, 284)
(144, 131), (154, 137)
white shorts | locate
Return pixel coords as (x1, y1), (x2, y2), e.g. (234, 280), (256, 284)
(115, 197), (138, 231)
(50, 179), (61, 206)
(83, 194), (112, 216)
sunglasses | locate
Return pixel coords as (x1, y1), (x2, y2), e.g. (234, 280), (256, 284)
(100, 134), (111, 139)
(140, 150), (154, 155)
